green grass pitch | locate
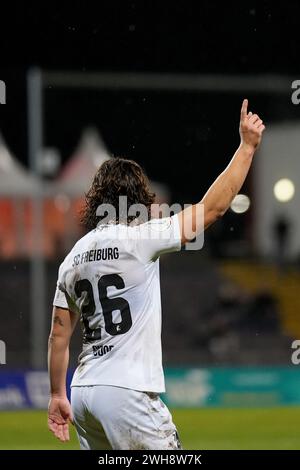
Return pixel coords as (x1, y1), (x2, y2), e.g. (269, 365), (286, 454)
(1, 407), (300, 450)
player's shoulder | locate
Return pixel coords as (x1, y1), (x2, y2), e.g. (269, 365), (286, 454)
(57, 225), (127, 270)
(58, 230), (96, 272)
(141, 217), (173, 231)
(134, 216), (175, 237)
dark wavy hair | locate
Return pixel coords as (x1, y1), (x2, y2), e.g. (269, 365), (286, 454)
(81, 157), (155, 231)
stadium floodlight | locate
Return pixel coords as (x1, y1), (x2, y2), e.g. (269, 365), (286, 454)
(273, 178), (295, 202)
(230, 194), (251, 214)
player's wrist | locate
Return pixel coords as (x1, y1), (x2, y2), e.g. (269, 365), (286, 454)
(50, 391), (67, 400)
(239, 141), (256, 157)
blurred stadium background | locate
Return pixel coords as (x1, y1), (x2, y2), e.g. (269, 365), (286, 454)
(0, 2), (300, 449)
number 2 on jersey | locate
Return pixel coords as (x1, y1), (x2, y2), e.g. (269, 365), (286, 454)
(75, 274), (132, 342)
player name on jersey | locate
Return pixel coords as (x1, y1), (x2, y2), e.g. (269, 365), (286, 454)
(93, 344), (114, 357)
(73, 247), (119, 266)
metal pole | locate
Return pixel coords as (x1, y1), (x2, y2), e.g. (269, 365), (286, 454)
(27, 68), (46, 369)
(43, 71), (293, 94)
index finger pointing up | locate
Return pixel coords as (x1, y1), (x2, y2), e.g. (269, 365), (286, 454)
(241, 99), (248, 120)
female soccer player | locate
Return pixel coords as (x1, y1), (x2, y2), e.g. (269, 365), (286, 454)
(48, 100), (265, 449)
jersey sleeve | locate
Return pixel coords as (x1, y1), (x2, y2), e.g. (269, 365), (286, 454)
(53, 262), (68, 309)
(134, 214), (182, 263)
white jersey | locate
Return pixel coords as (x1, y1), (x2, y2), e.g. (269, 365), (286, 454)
(53, 215), (181, 393)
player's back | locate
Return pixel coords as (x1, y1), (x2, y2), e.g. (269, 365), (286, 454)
(53, 216), (181, 393)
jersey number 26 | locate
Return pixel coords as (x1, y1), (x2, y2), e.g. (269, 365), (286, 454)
(75, 274), (132, 342)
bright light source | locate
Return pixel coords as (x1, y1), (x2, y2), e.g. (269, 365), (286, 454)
(230, 194), (251, 214)
(273, 178), (295, 202)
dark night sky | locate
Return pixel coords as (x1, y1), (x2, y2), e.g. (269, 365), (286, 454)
(0, 0), (300, 203)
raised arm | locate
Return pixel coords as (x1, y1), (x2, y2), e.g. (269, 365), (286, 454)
(177, 99), (265, 244)
(48, 306), (78, 442)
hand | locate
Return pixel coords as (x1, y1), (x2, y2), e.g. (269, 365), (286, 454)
(239, 99), (265, 151)
(48, 395), (73, 442)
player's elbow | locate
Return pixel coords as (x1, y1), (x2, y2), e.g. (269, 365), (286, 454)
(204, 206), (226, 228)
(48, 330), (70, 348)
(48, 332), (58, 347)
(215, 205), (227, 219)
(48, 332), (57, 344)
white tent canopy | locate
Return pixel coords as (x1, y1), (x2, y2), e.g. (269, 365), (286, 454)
(0, 134), (39, 196)
(51, 127), (170, 203)
(52, 128), (110, 196)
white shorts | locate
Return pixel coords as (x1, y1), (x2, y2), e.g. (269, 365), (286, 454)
(71, 385), (181, 450)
